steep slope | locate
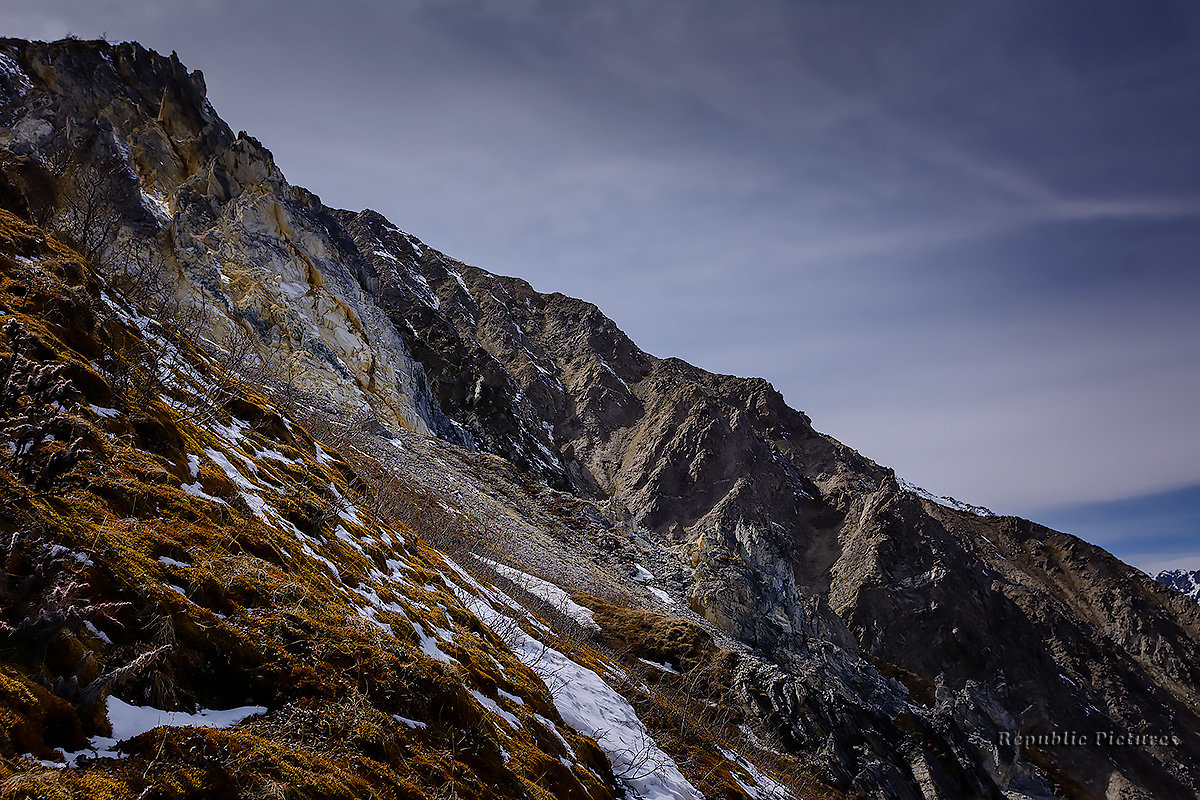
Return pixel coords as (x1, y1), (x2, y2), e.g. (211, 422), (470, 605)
(0, 38), (457, 441)
(339, 213), (1200, 798)
(1, 36), (1199, 800)
(0, 208), (780, 800)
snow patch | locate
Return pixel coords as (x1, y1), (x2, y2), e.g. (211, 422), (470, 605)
(84, 621), (112, 645)
(411, 620), (458, 665)
(647, 587), (675, 606)
(718, 747), (793, 799)
(180, 480), (228, 505)
(898, 478), (994, 516)
(140, 190), (172, 222)
(469, 689), (521, 729)
(0, 53), (31, 93)
(55, 697), (264, 766)
(446, 568), (703, 800)
(393, 715), (427, 730)
(484, 560), (598, 631)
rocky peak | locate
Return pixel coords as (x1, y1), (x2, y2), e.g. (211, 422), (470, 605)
(0, 38), (231, 186)
(0, 38), (459, 439)
(193, 132), (285, 204)
(335, 175), (1200, 794)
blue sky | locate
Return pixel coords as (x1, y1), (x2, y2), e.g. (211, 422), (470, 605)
(3, 1), (1197, 572)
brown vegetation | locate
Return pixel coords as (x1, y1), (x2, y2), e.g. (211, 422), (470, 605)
(0, 210), (623, 800)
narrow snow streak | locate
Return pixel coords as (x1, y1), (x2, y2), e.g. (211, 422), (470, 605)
(447, 561), (703, 800)
(484, 559), (599, 631)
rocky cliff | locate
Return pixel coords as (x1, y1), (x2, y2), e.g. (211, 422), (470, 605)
(1, 37), (1198, 800)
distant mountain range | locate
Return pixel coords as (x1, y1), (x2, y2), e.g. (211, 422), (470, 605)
(1157, 569), (1200, 602)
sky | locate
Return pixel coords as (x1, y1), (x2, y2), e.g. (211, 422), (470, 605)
(3, 0), (1198, 572)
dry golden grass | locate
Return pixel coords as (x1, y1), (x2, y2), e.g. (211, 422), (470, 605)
(0, 210), (622, 800)
(0, 207), (848, 800)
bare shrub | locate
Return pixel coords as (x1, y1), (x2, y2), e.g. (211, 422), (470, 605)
(0, 320), (92, 493)
(40, 140), (128, 268)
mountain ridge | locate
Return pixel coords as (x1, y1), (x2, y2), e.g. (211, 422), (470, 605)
(1, 36), (1198, 800)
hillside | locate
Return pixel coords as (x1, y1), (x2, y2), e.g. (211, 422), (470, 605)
(1, 37), (1199, 800)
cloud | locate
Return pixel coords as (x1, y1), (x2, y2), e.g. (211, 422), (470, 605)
(0, 9), (73, 41)
(2, 0), (1197, 529)
(1033, 484), (1200, 574)
(1043, 195), (1200, 223)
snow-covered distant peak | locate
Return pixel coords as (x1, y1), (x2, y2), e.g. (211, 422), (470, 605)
(897, 478), (994, 517)
(1156, 569), (1200, 603)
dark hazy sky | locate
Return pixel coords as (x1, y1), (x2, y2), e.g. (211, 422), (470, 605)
(4, 1), (1198, 571)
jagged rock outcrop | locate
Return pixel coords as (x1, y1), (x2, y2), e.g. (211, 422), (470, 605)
(338, 149), (1200, 800)
(2, 36), (1199, 800)
(0, 37), (457, 439)
(335, 200), (1200, 797)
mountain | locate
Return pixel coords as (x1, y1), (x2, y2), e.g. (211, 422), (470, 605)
(1, 36), (1199, 800)
(1158, 570), (1200, 603)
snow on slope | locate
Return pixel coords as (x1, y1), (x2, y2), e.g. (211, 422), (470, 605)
(54, 697), (265, 767)
(99, 297), (698, 798)
(484, 559), (600, 631)
(448, 561), (705, 800)
(898, 477), (994, 516)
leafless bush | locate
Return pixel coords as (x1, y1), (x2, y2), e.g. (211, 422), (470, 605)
(40, 141), (128, 268)
(166, 321), (259, 426)
(253, 347), (308, 419)
(202, 323), (257, 400)
(0, 320), (92, 492)
(102, 334), (162, 414)
(73, 643), (173, 710)
(103, 237), (173, 312)
(667, 660), (740, 741)
(593, 725), (670, 783)
(309, 481), (353, 534)
(0, 525), (139, 710)
(290, 417), (488, 556)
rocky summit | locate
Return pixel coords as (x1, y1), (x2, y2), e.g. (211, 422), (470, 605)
(0, 37), (1198, 800)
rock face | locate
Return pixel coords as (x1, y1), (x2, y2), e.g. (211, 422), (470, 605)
(339, 218), (1200, 798)
(0, 38), (457, 439)
(3, 36), (1200, 800)
(1158, 569), (1200, 602)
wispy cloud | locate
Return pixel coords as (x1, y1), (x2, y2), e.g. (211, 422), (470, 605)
(1033, 484), (1200, 575)
(2, 0), (1197, 533)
